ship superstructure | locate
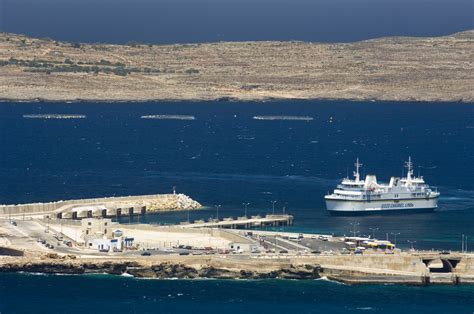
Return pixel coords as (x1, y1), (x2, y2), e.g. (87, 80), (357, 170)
(325, 157), (440, 214)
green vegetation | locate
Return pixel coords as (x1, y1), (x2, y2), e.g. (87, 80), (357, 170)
(185, 68), (200, 74)
(0, 57), (161, 76)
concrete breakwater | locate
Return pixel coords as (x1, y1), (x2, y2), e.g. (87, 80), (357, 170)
(0, 193), (202, 219)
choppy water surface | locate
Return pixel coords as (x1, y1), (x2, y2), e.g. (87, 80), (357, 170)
(1, 273), (474, 314)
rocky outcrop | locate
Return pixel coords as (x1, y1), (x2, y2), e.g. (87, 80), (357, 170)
(0, 257), (319, 279)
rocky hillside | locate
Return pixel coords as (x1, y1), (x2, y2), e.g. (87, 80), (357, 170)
(0, 31), (473, 103)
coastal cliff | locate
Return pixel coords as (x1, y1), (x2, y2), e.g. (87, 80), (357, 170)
(0, 31), (473, 103)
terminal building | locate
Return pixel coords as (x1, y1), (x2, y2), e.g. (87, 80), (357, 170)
(81, 218), (134, 252)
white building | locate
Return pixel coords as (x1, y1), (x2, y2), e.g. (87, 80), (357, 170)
(81, 219), (134, 252)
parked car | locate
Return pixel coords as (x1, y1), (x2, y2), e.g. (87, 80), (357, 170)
(10, 220), (17, 226)
(318, 235), (329, 241)
(141, 251), (152, 256)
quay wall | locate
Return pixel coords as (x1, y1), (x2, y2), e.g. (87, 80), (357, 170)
(295, 255), (428, 273)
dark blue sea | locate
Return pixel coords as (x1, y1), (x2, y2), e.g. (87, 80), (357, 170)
(1, 101), (474, 313)
(1, 272), (474, 314)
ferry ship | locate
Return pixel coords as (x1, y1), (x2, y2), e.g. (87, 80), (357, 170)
(325, 157), (439, 215)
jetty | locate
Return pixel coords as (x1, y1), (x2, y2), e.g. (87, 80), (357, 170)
(180, 214), (294, 229)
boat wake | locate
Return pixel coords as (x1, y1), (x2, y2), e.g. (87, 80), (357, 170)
(437, 187), (474, 211)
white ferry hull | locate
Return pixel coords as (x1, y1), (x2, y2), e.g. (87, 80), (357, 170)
(325, 197), (438, 215)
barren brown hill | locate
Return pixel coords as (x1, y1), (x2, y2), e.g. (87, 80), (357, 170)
(0, 31), (473, 103)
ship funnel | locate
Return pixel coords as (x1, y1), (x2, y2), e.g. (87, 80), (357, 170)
(364, 175), (378, 189)
(389, 177), (400, 187)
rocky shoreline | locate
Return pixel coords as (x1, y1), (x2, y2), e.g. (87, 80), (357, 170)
(2, 253), (473, 285)
(0, 256), (321, 280)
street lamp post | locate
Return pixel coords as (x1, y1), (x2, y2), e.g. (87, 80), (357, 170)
(369, 227), (379, 239)
(243, 203), (250, 218)
(215, 205), (221, 221)
(350, 222), (360, 237)
(407, 240), (416, 251)
(271, 201), (277, 215)
(391, 232), (401, 247)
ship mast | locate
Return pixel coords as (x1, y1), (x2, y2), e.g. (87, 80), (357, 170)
(354, 158), (362, 183)
(405, 156), (413, 184)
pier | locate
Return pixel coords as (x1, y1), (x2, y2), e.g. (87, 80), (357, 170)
(180, 214), (294, 229)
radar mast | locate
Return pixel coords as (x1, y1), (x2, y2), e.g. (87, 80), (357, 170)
(405, 156), (413, 184)
(354, 158), (362, 183)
